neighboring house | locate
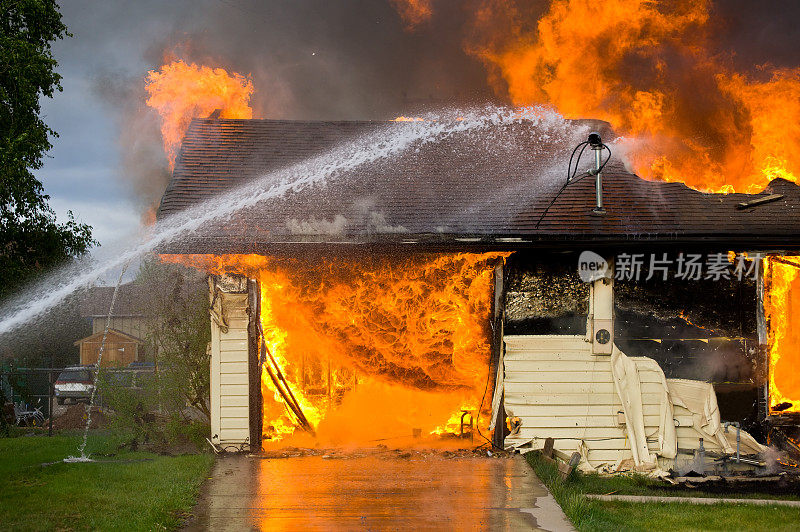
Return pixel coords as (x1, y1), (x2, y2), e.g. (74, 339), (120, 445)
(74, 329), (143, 367)
(76, 284), (152, 366)
(156, 116), (800, 469)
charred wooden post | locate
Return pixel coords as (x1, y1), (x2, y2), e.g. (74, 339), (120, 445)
(247, 279), (263, 452)
(489, 261), (507, 449)
(756, 260), (769, 425)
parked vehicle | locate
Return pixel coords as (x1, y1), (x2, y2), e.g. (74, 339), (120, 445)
(54, 366), (95, 405)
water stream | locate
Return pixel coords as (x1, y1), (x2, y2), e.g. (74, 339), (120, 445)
(64, 260), (130, 462)
(0, 107), (563, 337)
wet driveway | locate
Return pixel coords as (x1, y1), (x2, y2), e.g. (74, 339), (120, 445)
(185, 450), (574, 531)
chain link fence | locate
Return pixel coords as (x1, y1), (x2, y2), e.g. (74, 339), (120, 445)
(1, 365), (157, 435)
(1, 367), (63, 434)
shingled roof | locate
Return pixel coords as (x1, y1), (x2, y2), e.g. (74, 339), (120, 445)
(156, 117), (800, 252)
(79, 284), (149, 317)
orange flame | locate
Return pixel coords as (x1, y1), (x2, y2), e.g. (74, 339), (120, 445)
(391, 0), (433, 29)
(163, 252), (507, 445)
(145, 60), (254, 168)
(457, 0), (800, 193)
(766, 256), (800, 414)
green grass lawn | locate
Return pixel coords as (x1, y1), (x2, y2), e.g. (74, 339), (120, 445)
(526, 452), (800, 531)
(0, 431), (213, 531)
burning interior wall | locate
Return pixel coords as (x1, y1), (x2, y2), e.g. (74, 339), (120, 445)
(763, 255), (800, 456)
(765, 256), (800, 414)
(501, 251), (767, 472)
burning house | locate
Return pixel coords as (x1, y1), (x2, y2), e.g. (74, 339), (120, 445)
(156, 114), (800, 473)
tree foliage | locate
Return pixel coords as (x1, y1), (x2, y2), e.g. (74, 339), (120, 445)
(136, 258), (212, 420)
(100, 258), (211, 450)
(0, 0), (95, 300)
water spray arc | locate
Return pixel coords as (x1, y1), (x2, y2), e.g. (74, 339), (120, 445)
(0, 108), (549, 338)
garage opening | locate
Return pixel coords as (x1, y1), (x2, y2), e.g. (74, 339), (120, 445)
(164, 252), (507, 449)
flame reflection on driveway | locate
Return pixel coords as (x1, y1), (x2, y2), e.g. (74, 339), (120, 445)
(185, 451), (573, 530)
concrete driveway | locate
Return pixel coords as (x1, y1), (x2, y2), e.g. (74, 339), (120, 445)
(184, 449), (574, 531)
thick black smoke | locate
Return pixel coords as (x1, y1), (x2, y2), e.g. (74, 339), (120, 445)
(143, 1), (498, 120)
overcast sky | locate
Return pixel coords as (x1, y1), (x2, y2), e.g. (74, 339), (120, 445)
(37, 1), (202, 245)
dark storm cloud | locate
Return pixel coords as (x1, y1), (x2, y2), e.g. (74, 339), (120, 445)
(77, 1), (502, 213)
(84, 0), (800, 122)
(65, 1), (501, 215)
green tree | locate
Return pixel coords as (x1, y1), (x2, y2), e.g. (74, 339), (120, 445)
(137, 258), (211, 420)
(101, 258), (211, 450)
(0, 0), (95, 300)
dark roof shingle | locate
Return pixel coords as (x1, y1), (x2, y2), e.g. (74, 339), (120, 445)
(156, 117), (800, 252)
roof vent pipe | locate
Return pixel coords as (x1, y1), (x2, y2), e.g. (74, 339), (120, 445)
(588, 132), (606, 216)
(536, 131), (612, 228)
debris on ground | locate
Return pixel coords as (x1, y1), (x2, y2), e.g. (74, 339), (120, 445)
(261, 447), (328, 459)
(50, 404), (108, 431)
(257, 445), (510, 460)
(661, 473), (800, 496)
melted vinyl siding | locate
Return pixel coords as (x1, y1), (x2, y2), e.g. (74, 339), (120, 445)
(210, 293), (250, 446)
(503, 335), (669, 466)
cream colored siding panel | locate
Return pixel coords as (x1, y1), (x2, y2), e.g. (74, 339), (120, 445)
(518, 416), (617, 428)
(504, 349), (590, 361)
(673, 415), (695, 428)
(220, 338), (248, 352)
(220, 428), (250, 441)
(508, 360), (613, 372)
(503, 334), (667, 467)
(634, 373), (669, 384)
(674, 426), (725, 450)
(505, 371), (613, 383)
(210, 290), (251, 447)
(220, 372), (250, 385)
(220, 361), (249, 374)
(511, 427), (630, 439)
(220, 417), (250, 430)
(514, 368), (667, 385)
(226, 317), (248, 329)
(220, 384), (249, 396)
(537, 438), (633, 450)
(506, 393), (663, 406)
(517, 414), (665, 428)
(220, 395), (250, 408)
(508, 405), (659, 418)
(220, 406), (250, 419)
(220, 327), (249, 340)
(503, 333), (751, 470)
(505, 382), (618, 395)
